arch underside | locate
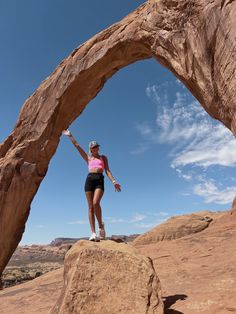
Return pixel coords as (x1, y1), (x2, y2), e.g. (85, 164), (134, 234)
(0, 0), (236, 276)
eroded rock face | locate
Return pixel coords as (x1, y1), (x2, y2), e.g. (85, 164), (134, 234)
(0, 207), (236, 313)
(231, 196), (236, 215)
(138, 207), (236, 314)
(49, 240), (163, 314)
(0, 0), (236, 276)
(133, 211), (224, 245)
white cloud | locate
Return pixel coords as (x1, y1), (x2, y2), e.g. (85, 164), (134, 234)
(142, 81), (236, 205)
(175, 168), (192, 181)
(193, 179), (236, 204)
(172, 124), (236, 168)
(182, 174), (192, 181)
(68, 220), (87, 225)
(130, 142), (150, 155)
(159, 211), (169, 217)
(135, 222), (156, 228)
(135, 219), (166, 229)
(136, 122), (152, 136)
(149, 211), (169, 217)
(105, 213), (168, 229)
(106, 215), (146, 224)
(105, 217), (126, 223)
(144, 82), (236, 168)
(130, 213), (146, 222)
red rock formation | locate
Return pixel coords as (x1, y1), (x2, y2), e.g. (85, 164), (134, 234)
(231, 196), (236, 216)
(0, 0), (236, 277)
(49, 240), (163, 314)
(133, 211), (224, 245)
(137, 208), (236, 314)
(0, 208), (235, 313)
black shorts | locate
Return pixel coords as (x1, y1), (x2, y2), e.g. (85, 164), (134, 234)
(84, 173), (104, 192)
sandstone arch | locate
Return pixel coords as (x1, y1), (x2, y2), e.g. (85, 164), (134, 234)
(0, 0), (236, 277)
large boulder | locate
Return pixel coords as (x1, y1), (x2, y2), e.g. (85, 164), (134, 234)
(133, 211), (224, 246)
(50, 240), (163, 314)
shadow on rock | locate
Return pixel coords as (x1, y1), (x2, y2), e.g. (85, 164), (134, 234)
(163, 294), (187, 314)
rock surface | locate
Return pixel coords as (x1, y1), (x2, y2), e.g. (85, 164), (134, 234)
(50, 240), (163, 314)
(0, 208), (235, 313)
(0, 0), (236, 277)
(2, 235), (139, 288)
(133, 211), (224, 245)
(0, 268), (63, 314)
(137, 208), (236, 314)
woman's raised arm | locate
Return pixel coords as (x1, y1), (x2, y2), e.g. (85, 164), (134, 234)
(62, 130), (88, 163)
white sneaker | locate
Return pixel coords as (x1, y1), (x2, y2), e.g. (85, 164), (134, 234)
(99, 223), (106, 240)
(89, 232), (100, 242)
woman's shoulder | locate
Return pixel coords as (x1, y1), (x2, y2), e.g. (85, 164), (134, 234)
(101, 155), (108, 165)
(101, 154), (107, 160)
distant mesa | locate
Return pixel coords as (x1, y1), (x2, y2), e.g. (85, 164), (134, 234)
(50, 237), (87, 247)
(50, 234), (140, 247)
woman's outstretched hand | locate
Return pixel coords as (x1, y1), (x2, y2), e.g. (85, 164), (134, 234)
(114, 182), (121, 192)
(62, 129), (71, 136)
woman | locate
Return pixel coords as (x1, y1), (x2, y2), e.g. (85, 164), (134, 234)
(62, 129), (121, 241)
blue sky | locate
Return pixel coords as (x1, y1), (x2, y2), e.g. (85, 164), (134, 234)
(1, 1), (236, 244)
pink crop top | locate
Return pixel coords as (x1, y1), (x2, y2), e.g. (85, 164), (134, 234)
(88, 156), (105, 171)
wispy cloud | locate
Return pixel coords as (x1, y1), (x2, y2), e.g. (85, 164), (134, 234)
(135, 218), (167, 229)
(148, 211), (169, 217)
(135, 222), (156, 229)
(171, 124), (236, 168)
(130, 142), (150, 155)
(35, 225), (45, 228)
(130, 213), (146, 222)
(105, 217), (126, 223)
(106, 213), (146, 224)
(193, 179), (236, 204)
(175, 168), (192, 181)
(143, 82), (236, 168)
(68, 220), (87, 225)
(141, 80), (236, 205)
(68, 213), (169, 231)
(159, 211), (169, 217)
(104, 212), (168, 229)
(136, 123), (152, 136)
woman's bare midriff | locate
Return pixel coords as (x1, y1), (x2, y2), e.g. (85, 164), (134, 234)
(89, 168), (103, 173)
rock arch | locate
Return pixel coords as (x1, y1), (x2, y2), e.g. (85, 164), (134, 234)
(0, 0), (236, 276)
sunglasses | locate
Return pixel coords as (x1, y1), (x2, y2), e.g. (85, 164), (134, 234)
(91, 145), (99, 149)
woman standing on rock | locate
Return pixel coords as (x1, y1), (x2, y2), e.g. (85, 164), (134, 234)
(62, 129), (121, 241)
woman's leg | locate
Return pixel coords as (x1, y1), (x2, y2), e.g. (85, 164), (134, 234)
(85, 191), (95, 233)
(93, 188), (104, 228)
